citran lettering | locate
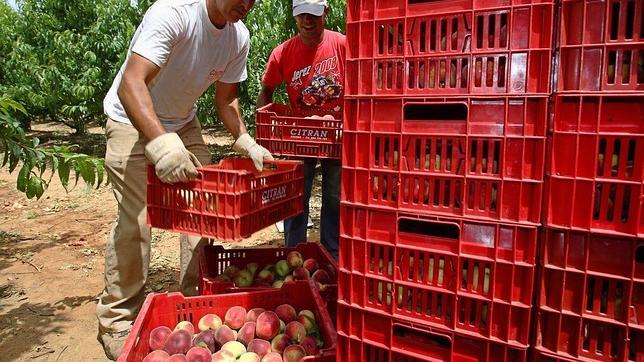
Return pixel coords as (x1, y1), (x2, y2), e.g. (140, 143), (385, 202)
(289, 129), (329, 139)
(262, 185), (287, 205)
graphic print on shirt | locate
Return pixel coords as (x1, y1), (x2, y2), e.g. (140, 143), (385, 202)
(291, 55), (343, 112)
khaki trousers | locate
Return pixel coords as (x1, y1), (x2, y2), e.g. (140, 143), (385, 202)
(96, 118), (210, 333)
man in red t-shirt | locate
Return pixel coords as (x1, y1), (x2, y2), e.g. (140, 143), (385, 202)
(257, 0), (345, 258)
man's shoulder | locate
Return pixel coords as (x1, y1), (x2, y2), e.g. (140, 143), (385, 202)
(150, 0), (201, 11)
(325, 30), (346, 44)
(231, 21), (250, 40)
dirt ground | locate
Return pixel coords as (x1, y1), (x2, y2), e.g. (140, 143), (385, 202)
(0, 122), (322, 361)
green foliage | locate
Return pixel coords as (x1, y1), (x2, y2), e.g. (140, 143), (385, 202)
(197, 0), (347, 130)
(0, 96), (106, 199)
(0, 0), (142, 134)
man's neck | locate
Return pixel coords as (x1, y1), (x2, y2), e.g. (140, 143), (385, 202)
(301, 30), (325, 47)
(206, 0), (227, 29)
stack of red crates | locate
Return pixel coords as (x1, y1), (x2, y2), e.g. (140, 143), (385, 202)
(533, 1), (643, 361)
(339, 0), (554, 360)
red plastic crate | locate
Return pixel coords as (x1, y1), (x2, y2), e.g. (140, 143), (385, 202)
(530, 349), (582, 362)
(198, 242), (338, 295)
(255, 103), (342, 159)
(345, 1), (553, 95)
(534, 228), (644, 362)
(342, 97), (547, 224)
(336, 303), (529, 362)
(337, 203), (538, 346)
(146, 158), (303, 241)
(546, 95), (644, 238)
(556, 0), (644, 92)
(118, 281), (336, 362)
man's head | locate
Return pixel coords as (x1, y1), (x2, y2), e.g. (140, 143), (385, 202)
(211, 0), (255, 25)
(293, 0), (328, 44)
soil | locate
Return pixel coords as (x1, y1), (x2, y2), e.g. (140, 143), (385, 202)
(0, 121), (322, 361)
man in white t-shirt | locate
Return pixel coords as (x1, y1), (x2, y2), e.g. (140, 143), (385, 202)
(97, 0), (269, 359)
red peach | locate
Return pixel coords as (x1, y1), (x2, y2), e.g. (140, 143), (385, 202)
(302, 258), (319, 273)
(142, 349), (170, 362)
(185, 346), (212, 362)
(274, 304), (297, 323)
(211, 349), (236, 362)
(215, 325), (237, 348)
(163, 330), (192, 355)
(238, 352), (261, 362)
(311, 269), (330, 284)
(299, 336), (318, 356)
(270, 334), (290, 354)
(261, 352), (284, 362)
(197, 313), (222, 331)
(282, 344), (306, 362)
(246, 308), (266, 322)
(237, 321), (257, 346)
(225, 306), (248, 330)
(284, 321), (306, 344)
(283, 275), (294, 284)
(174, 321), (195, 336)
(166, 354), (188, 362)
(292, 267), (310, 280)
(191, 330), (216, 353)
(247, 338), (272, 358)
(297, 311), (317, 334)
(257, 269), (275, 284)
(148, 325), (172, 351)
(286, 251), (303, 269)
(256, 311), (280, 340)
(221, 340), (246, 358)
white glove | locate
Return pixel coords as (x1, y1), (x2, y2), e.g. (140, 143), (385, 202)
(145, 133), (202, 184)
(232, 133), (274, 172)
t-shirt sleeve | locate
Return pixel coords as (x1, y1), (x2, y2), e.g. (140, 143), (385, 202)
(261, 47), (284, 88)
(219, 29), (250, 84)
(130, 5), (185, 67)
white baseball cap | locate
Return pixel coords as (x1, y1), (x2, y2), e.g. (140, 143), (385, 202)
(293, 0), (327, 17)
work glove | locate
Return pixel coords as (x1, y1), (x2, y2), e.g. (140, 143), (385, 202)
(232, 133), (274, 172)
(145, 133), (202, 184)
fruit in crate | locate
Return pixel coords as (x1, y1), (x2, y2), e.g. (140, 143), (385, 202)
(286, 251), (303, 269)
(275, 260), (291, 277)
(302, 258), (318, 273)
(166, 354), (188, 362)
(174, 321), (195, 335)
(256, 311), (280, 340)
(261, 352), (284, 362)
(197, 313), (222, 331)
(164, 330), (192, 355)
(274, 304), (297, 323)
(215, 325), (237, 347)
(238, 352), (261, 362)
(225, 306), (247, 329)
(142, 349), (170, 362)
(149, 325), (172, 350)
(185, 346), (212, 362)
(247, 338), (272, 358)
(282, 344), (306, 362)
(211, 349), (236, 362)
(192, 330), (216, 352)
(237, 321), (257, 346)
(300, 336), (318, 356)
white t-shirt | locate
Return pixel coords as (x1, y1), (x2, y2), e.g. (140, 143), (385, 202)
(104, 0), (249, 132)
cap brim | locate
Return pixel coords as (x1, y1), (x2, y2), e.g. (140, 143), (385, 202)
(293, 4), (325, 16)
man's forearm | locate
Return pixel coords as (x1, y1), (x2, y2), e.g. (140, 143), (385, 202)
(216, 98), (247, 139)
(256, 86), (274, 109)
(118, 77), (166, 141)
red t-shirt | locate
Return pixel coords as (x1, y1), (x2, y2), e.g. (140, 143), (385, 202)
(262, 30), (346, 118)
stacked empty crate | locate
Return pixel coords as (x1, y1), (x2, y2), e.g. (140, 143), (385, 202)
(339, 0), (553, 360)
(533, 1), (643, 361)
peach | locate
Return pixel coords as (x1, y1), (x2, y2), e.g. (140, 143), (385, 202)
(299, 336), (318, 356)
(223, 265), (240, 278)
(311, 269), (330, 284)
(238, 352), (261, 362)
(234, 269), (254, 287)
(221, 340), (246, 358)
(164, 330), (192, 355)
(174, 321), (195, 336)
(237, 321), (257, 346)
(292, 267), (310, 280)
(282, 344), (306, 362)
(197, 313), (222, 331)
(192, 330), (216, 353)
(261, 352), (284, 362)
(286, 251), (303, 269)
(166, 354), (188, 362)
(279, 320), (285, 334)
(270, 334), (290, 354)
(211, 349), (236, 362)
(246, 308), (266, 322)
(247, 338), (271, 358)
(142, 349), (170, 362)
(272, 280), (284, 288)
(275, 260), (291, 277)
(297, 311), (317, 334)
(274, 304), (297, 323)
(246, 263), (259, 277)
(256, 311), (280, 340)
(284, 321), (306, 344)
(225, 306), (248, 329)
(215, 325), (237, 348)
(149, 325), (172, 351)
(282, 275), (294, 284)
(257, 269), (275, 284)
(302, 258), (319, 273)
(185, 346), (212, 362)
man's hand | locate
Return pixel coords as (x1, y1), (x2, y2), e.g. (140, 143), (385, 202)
(232, 133), (274, 172)
(145, 133), (202, 183)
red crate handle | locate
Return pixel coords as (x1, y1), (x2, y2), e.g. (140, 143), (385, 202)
(398, 216), (461, 240)
(403, 102), (468, 134)
(391, 323), (453, 360)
